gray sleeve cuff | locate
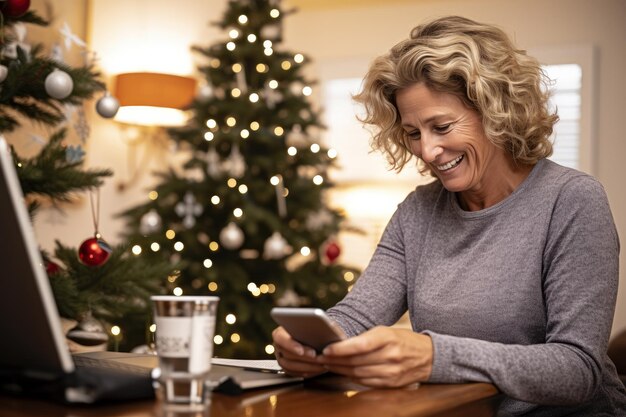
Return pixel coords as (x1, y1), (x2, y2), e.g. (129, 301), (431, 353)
(422, 331), (463, 383)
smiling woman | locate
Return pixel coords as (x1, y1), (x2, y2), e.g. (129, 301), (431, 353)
(271, 15), (626, 417)
(395, 83), (533, 210)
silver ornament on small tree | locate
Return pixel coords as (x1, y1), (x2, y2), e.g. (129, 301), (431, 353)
(95, 92), (120, 118)
(219, 222), (245, 250)
(66, 311), (108, 346)
(45, 68), (74, 99)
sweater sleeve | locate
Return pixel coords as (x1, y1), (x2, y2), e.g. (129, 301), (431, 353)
(425, 176), (620, 406)
(327, 201), (409, 337)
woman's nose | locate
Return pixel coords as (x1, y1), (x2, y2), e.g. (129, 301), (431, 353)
(416, 134), (443, 163)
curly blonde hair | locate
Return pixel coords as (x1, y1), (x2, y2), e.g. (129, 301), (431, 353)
(353, 15), (558, 171)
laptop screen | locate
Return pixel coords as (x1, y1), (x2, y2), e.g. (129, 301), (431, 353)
(0, 137), (75, 376)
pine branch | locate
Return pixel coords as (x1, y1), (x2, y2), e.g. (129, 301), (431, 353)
(49, 240), (177, 349)
(11, 129), (112, 203)
(0, 42), (105, 133)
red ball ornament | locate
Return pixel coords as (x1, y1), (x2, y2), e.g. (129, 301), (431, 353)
(1, 0), (31, 18)
(324, 241), (341, 263)
(78, 236), (112, 267)
(46, 260), (61, 276)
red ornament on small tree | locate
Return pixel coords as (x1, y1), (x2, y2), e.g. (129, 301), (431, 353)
(1, 0), (31, 18)
(78, 190), (111, 267)
(78, 235), (112, 267)
(46, 260), (61, 276)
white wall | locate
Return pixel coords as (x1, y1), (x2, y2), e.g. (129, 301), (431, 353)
(21, 0), (626, 337)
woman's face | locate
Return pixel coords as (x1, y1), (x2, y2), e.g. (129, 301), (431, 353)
(396, 82), (507, 195)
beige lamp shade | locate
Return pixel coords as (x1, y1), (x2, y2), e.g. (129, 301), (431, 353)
(113, 72), (198, 126)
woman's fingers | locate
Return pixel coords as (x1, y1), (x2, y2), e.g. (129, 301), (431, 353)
(315, 327), (434, 386)
(272, 326), (326, 376)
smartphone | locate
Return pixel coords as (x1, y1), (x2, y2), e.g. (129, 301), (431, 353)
(270, 307), (347, 353)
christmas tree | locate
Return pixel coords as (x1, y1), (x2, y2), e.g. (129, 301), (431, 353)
(121, 0), (359, 358)
(0, 2), (174, 351)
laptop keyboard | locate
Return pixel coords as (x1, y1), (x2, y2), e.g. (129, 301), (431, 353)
(73, 355), (152, 376)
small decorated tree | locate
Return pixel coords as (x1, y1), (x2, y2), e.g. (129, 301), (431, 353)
(0, 2), (174, 351)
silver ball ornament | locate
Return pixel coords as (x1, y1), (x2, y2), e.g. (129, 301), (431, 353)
(96, 93), (120, 118)
(263, 232), (289, 259)
(45, 69), (73, 99)
(140, 209), (162, 235)
(66, 312), (108, 346)
(219, 222), (244, 250)
(0, 65), (8, 83)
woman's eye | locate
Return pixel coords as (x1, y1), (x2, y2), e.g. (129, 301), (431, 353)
(406, 130), (421, 141)
(434, 123), (451, 133)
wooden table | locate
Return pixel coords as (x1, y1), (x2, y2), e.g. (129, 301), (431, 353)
(0, 376), (502, 417)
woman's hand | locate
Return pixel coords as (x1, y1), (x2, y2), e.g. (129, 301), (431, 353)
(316, 326), (433, 388)
(272, 326), (328, 377)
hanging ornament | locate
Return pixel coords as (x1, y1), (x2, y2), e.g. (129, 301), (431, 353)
(3, 23), (31, 59)
(66, 311), (108, 346)
(286, 124), (307, 147)
(45, 69), (74, 99)
(95, 92), (120, 118)
(272, 175), (287, 218)
(306, 209), (334, 231)
(45, 260), (61, 276)
(1, 0), (31, 18)
(198, 84), (213, 102)
(206, 148), (222, 179)
(50, 43), (64, 63)
(0, 65), (7, 83)
(78, 190), (112, 267)
(264, 83), (282, 109)
(219, 222), (245, 250)
(65, 144), (85, 164)
(323, 240), (341, 264)
(78, 236), (112, 266)
(140, 209), (162, 235)
(263, 232), (290, 260)
(175, 192), (203, 228)
(59, 22), (87, 51)
(225, 145), (246, 178)
(234, 63), (247, 93)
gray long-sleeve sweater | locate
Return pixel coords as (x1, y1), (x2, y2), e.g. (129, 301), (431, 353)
(327, 158), (626, 416)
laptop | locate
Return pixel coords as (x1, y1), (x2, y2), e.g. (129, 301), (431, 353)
(0, 137), (301, 404)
